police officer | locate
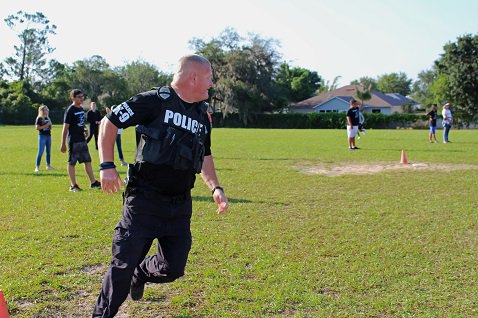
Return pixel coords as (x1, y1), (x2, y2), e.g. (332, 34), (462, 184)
(92, 54), (229, 317)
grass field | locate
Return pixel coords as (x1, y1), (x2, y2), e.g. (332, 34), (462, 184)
(1, 126), (478, 317)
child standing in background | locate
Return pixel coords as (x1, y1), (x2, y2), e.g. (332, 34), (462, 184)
(35, 105), (55, 172)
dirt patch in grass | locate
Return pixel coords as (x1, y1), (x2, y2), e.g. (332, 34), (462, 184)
(293, 162), (478, 177)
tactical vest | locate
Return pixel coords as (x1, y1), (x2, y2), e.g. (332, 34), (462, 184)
(135, 87), (209, 173)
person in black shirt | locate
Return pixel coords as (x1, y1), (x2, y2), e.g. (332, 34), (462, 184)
(92, 55), (229, 317)
(426, 104), (438, 143)
(35, 105), (55, 172)
(86, 101), (102, 149)
(346, 99), (361, 150)
(60, 89), (101, 191)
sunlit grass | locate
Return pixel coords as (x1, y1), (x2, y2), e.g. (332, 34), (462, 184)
(1, 126), (477, 317)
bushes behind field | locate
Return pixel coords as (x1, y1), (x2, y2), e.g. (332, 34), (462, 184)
(211, 112), (429, 129)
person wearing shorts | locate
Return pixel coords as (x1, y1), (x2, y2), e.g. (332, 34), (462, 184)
(346, 99), (361, 150)
(60, 89), (101, 191)
(426, 104), (438, 143)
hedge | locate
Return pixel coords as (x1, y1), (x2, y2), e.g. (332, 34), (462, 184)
(211, 112), (429, 129)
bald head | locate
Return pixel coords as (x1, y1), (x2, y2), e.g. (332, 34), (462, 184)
(173, 55), (210, 80)
(171, 54), (213, 103)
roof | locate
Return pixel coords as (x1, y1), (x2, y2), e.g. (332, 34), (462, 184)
(291, 85), (416, 109)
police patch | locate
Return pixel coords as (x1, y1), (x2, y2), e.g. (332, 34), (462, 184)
(158, 86), (171, 100)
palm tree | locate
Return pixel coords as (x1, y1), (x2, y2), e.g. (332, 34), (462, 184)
(354, 84), (372, 107)
(316, 75), (342, 94)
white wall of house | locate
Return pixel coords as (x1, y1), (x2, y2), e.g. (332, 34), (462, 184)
(312, 98), (348, 113)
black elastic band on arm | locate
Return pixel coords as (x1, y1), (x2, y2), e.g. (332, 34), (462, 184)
(211, 186), (224, 195)
(100, 161), (116, 171)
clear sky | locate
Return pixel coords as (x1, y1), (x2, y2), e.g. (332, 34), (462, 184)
(1, 0), (477, 86)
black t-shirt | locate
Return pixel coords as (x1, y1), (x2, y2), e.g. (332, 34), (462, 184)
(427, 110), (437, 127)
(36, 117), (51, 136)
(64, 105), (86, 143)
(86, 110), (101, 129)
(346, 107), (360, 126)
(107, 88), (212, 195)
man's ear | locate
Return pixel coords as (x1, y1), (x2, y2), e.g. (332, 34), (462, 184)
(189, 72), (198, 86)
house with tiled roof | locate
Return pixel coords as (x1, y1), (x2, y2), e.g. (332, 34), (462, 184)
(290, 85), (416, 115)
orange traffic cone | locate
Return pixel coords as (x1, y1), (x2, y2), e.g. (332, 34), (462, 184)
(400, 149), (408, 164)
(0, 290), (10, 318)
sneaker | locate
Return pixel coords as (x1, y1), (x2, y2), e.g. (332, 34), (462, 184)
(130, 278), (145, 301)
(353, 146), (360, 149)
(69, 184), (82, 192)
(46, 165), (55, 170)
(35, 167), (40, 173)
(348, 147), (355, 150)
(90, 180), (101, 189)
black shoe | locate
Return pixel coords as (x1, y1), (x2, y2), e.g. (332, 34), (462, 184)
(353, 146), (360, 149)
(90, 180), (101, 189)
(69, 184), (82, 192)
(130, 278), (145, 301)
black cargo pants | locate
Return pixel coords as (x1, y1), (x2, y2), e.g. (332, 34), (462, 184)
(92, 190), (192, 318)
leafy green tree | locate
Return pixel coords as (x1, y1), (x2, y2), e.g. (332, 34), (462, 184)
(275, 63), (322, 102)
(70, 55), (111, 103)
(191, 28), (286, 124)
(41, 83), (72, 121)
(376, 72), (412, 96)
(101, 68), (128, 108)
(289, 67), (321, 102)
(118, 60), (172, 97)
(1, 11), (56, 83)
(0, 80), (38, 124)
(273, 62), (293, 107)
(38, 60), (73, 115)
(411, 68), (437, 107)
(428, 74), (448, 107)
(435, 34), (478, 124)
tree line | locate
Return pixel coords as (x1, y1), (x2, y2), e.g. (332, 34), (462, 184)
(1, 11), (477, 125)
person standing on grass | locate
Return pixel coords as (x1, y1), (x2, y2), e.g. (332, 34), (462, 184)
(60, 89), (101, 192)
(92, 54), (229, 317)
(426, 104), (438, 143)
(346, 98), (361, 150)
(86, 101), (102, 150)
(442, 102), (453, 143)
(35, 105), (55, 172)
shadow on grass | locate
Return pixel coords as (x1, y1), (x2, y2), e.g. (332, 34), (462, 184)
(143, 295), (168, 303)
(193, 196), (252, 203)
(216, 156), (293, 161)
(365, 148), (466, 153)
(192, 195), (289, 206)
(0, 171), (67, 177)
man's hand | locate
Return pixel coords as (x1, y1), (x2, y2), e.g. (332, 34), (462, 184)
(100, 168), (124, 194)
(213, 189), (229, 214)
(60, 143), (66, 153)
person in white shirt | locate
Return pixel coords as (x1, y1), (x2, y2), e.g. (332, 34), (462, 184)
(441, 103), (453, 143)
